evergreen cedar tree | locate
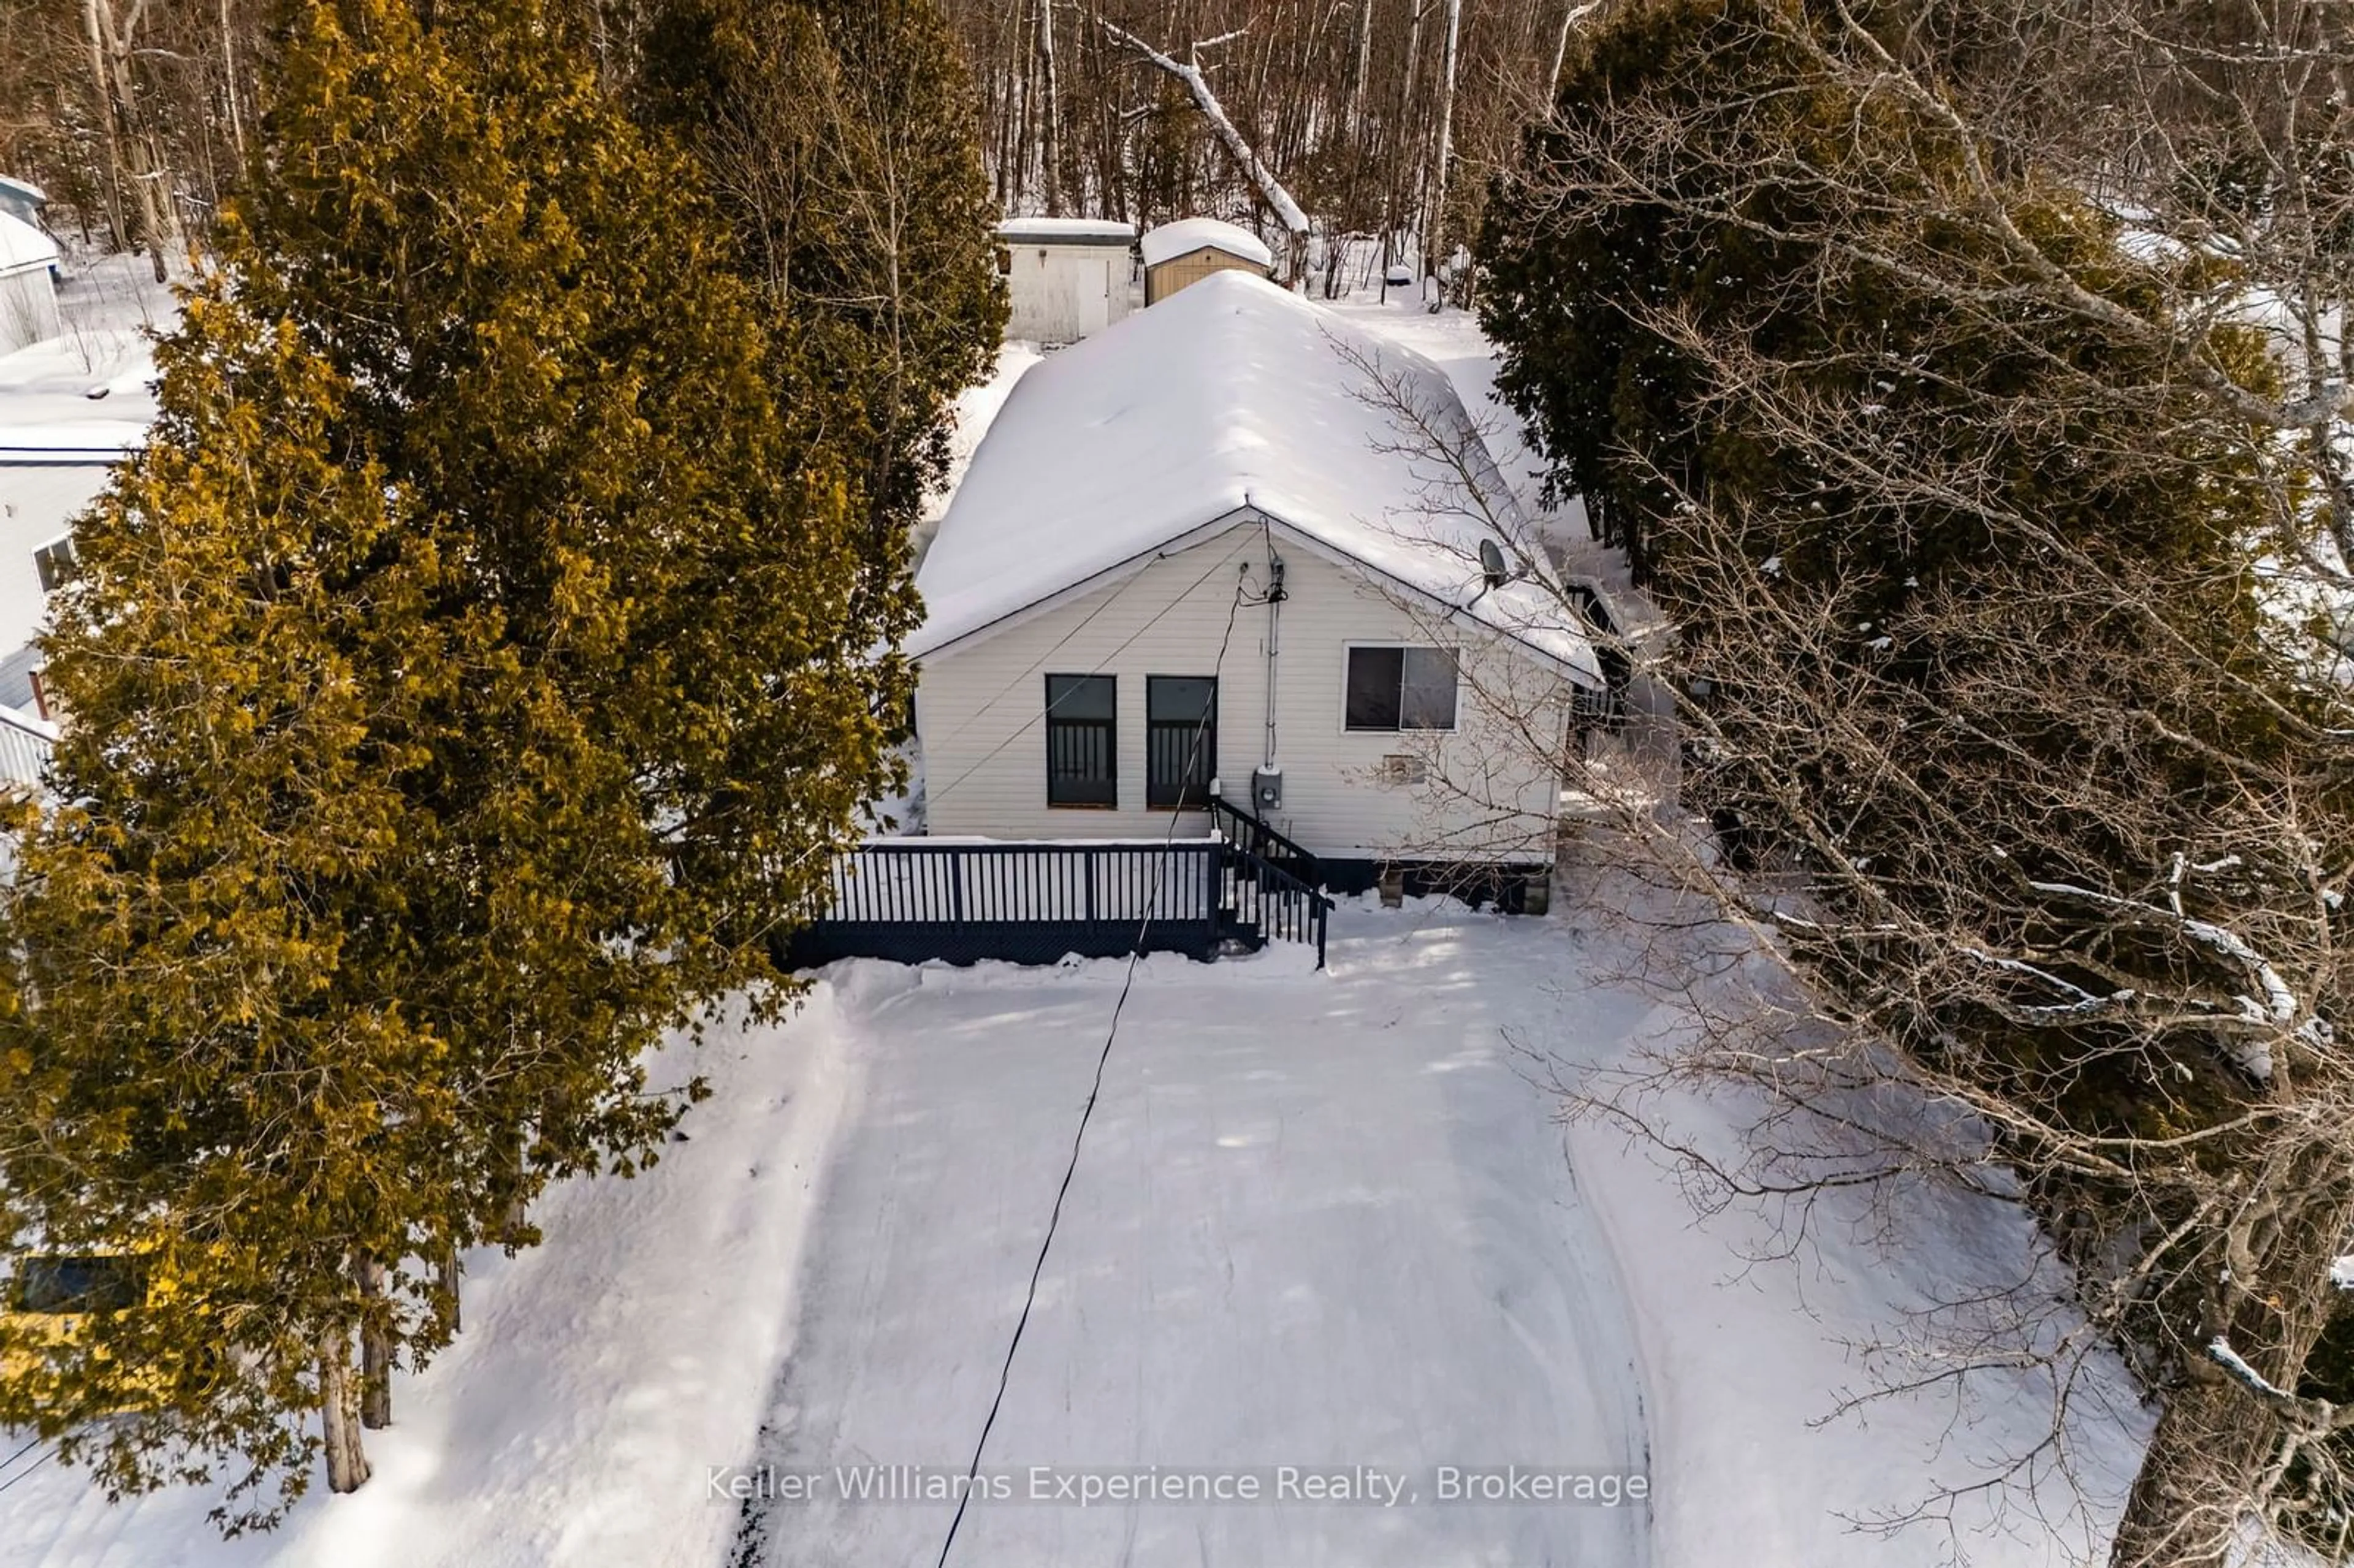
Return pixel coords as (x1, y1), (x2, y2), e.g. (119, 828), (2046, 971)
(0, 0), (925, 1526)
(1481, 0), (2354, 1550)
(633, 0), (1008, 649)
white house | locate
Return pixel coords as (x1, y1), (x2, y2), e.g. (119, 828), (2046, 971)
(909, 270), (1602, 894)
(0, 273), (164, 789)
(996, 217), (1138, 344)
(1139, 217), (1273, 305)
(0, 213), (61, 358)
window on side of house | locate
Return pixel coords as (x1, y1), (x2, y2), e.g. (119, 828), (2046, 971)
(1145, 675), (1217, 809)
(33, 535), (77, 594)
(1045, 673), (1117, 807)
(1344, 645), (1458, 732)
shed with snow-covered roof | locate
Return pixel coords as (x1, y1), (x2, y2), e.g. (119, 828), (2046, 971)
(910, 269), (1601, 890)
(0, 177), (45, 228)
(1139, 217), (1273, 306)
(0, 213), (61, 357)
(995, 216), (1138, 345)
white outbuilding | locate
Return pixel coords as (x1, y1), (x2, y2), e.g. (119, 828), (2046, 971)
(0, 213), (61, 358)
(0, 177), (45, 228)
(994, 216), (1138, 346)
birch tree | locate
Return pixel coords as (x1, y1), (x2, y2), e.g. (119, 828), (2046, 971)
(1099, 18), (1314, 280)
(1036, 0), (1063, 214)
(79, 0), (178, 277)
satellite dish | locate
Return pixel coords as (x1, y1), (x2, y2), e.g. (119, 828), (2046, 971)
(1477, 538), (1509, 590)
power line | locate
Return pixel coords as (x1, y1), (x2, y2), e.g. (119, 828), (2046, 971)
(0, 1444), (52, 1498)
(923, 546), (1253, 813)
(918, 561), (1156, 754)
(932, 585), (1247, 1568)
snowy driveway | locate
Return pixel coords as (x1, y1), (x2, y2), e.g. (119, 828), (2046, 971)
(735, 912), (1653, 1568)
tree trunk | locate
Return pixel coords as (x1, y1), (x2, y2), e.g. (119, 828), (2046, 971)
(1035, 0), (1061, 216)
(1424, 0), (1461, 305)
(1395, 0), (1424, 278)
(356, 1255), (392, 1430)
(77, 0), (129, 254)
(2109, 1375), (2269, 1568)
(1351, 0), (1376, 131)
(1347, 0), (1379, 245)
(1099, 23), (1311, 277)
(218, 0), (246, 162)
(1548, 1), (1582, 107)
(82, 0), (174, 281)
(2111, 1174), (2354, 1566)
(319, 1329), (373, 1494)
(1010, 27), (1033, 211)
(440, 1244), (463, 1335)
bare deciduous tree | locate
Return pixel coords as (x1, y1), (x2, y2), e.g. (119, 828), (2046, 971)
(1099, 18), (1313, 281)
(1380, 5), (2354, 1543)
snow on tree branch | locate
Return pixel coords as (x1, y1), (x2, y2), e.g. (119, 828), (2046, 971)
(1097, 18), (1311, 243)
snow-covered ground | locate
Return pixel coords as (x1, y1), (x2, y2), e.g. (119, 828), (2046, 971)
(0, 995), (855, 1568)
(5, 901), (2133, 1567)
(728, 925), (1648, 1568)
(3, 285), (2138, 1567)
(0, 248), (177, 459)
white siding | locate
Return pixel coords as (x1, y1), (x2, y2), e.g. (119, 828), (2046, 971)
(1002, 243), (1137, 345)
(0, 462), (106, 660)
(0, 267), (59, 357)
(915, 517), (1571, 862)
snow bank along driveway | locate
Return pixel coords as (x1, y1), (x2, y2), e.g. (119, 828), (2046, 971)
(4, 900), (2124, 1567)
(733, 920), (1654, 1568)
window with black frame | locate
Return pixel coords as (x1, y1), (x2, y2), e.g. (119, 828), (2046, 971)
(10, 1254), (145, 1314)
(1344, 645), (1458, 731)
(1044, 673), (1117, 806)
(1146, 676), (1217, 809)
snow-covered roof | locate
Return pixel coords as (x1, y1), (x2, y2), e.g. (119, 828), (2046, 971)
(0, 422), (146, 463)
(1140, 217), (1272, 270)
(911, 270), (1599, 685)
(997, 216), (1137, 246)
(0, 212), (58, 279)
(0, 177), (45, 207)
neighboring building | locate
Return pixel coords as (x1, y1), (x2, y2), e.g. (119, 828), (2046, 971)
(1140, 218), (1273, 306)
(0, 463), (111, 724)
(0, 462), (104, 790)
(908, 270), (1601, 892)
(0, 349), (156, 786)
(0, 213), (61, 357)
(0, 177), (44, 229)
(996, 217), (1138, 344)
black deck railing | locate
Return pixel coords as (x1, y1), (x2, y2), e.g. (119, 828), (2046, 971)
(1219, 840), (1330, 969)
(1206, 794), (1322, 888)
(779, 836), (1328, 970)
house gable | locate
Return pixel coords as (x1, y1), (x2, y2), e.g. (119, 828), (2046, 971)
(915, 525), (1570, 865)
(917, 504), (1598, 690)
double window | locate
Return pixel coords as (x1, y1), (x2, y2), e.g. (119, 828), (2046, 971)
(1045, 673), (1221, 809)
(1344, 645), (1458, 732)
(1043, 649), (1455, 805)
